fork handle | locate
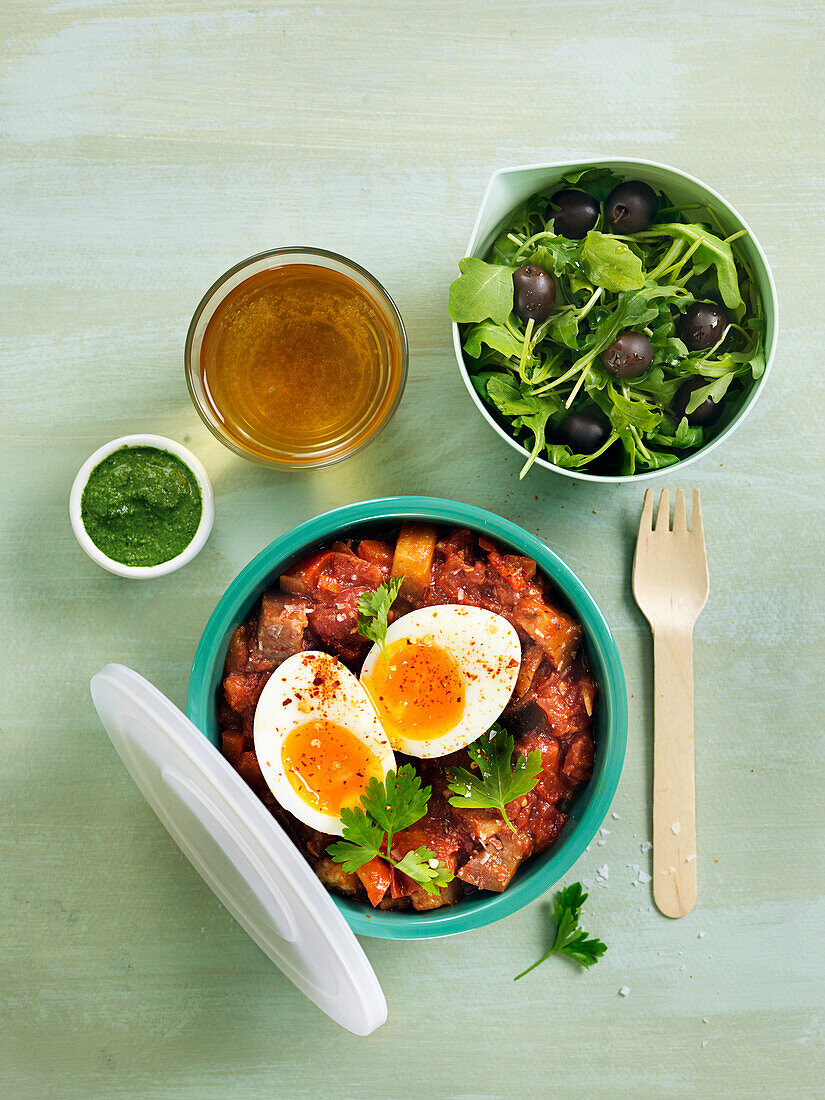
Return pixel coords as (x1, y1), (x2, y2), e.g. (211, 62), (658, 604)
(652, 623), (697, 918)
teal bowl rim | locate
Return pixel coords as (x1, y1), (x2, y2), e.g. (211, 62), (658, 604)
(186, 496), (628, 940)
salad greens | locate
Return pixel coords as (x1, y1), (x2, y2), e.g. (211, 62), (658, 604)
(448, 167), (765, 477)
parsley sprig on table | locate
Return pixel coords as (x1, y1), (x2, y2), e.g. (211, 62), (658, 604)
(514, 882), (607, 979)
(446, 723), (542, 832)
(356, 576), (403, 662)
(328, 765), (454, 896)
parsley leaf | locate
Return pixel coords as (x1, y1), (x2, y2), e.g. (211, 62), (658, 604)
(328, 765), (455, 897)
(359, 766), (430, 837)
(356, 575), (403, 662)
(446, 722), (542, 832)
(514, 882), (607, 979)
(325, 807), (384, 874)
(393, 847), (455, 893)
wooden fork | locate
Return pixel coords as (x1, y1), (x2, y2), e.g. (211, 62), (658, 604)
(633, 489), (709, 918)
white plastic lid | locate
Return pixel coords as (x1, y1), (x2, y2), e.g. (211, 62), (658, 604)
(90, 663), (387, 1036)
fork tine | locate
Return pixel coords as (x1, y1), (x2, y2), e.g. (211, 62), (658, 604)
(655, 489), (670, 532)
(672, 489), (687, 533)
(691, 488), (704, 540)
(639, 489), (654, 534)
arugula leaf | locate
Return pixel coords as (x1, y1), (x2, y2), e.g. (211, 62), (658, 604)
(514, 882), (607, 978)
(463, 321), (525, 361)
(523, 239), (582, 276)
(556, 166), (618, 202)
(357, 576), (403, 661)
(545, 308), (581, 349)
(685, 372), (735, 415)
(488, 230), (522, 265)
(649, 416), (704, 450)
(642, 223), (743, 309)
(605, 384), (662, 434)
(481, 376), (560, 479)
(580, 230), (646, 291)
(328, 765), (455, 896)
(447, 723), (542, 832)
(448, 257), (515, 325)
(634, 366), (683, 407)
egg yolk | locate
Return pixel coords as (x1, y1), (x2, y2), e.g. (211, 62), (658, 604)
(362, 639), (466, 743)
(281, 719), (383, 816)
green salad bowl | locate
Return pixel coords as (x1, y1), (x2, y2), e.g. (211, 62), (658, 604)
(452, 157), (778, 484)
(187, 497), (627, 940)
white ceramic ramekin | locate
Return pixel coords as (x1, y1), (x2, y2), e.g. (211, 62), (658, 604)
(70, 434), (214, 578)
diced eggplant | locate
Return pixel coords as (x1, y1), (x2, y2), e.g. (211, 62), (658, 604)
(224, 624), (250, 675)
(220, 730), (245, 766)
(409, 878), (463, 911)
(457, 832), (530, 893)
(223, 672), (269, 713)
(514, 642), (545, 699)
(247, 591), (311, 670)
(511, 591), (582, 671)
(315, 858), (360, 896)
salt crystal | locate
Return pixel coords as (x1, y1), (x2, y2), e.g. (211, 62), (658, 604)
(597, 864), (609, 880)
(612, 812), (620, 820)
(702, 1018), (708, 1024)
(698, 932), (705, 939)
(701, 1041), (707, 1048)
(637, 871), (652, 884)
(671, 821), (681, 835)
(599, 828), (610, 837)
(686, 854), (696, 862)
(619, 986), (630, 997)
(641, 841), (652, 853)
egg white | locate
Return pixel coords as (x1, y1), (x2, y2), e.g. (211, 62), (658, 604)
(359, 604), (521, 759)
(253, 650), (395, 835)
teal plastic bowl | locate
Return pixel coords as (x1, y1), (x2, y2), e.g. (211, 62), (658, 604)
(187, 497), (627, 939)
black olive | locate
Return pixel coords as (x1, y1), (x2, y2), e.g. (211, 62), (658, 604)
(546, 188), (600, 239)
(512, 264), (556, 323)
(559, 412), (610, 453)
(602, 331), (654, 379)
(678, 302), (728, 351)
(605, 180), (658, 233)
(673, 378), (724, 427)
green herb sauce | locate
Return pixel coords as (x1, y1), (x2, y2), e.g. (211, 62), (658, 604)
(81, 446), (202, 567)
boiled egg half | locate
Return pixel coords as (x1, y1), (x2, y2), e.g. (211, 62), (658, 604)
(254, 651), (395, 835)
(360, 604), (521, 759)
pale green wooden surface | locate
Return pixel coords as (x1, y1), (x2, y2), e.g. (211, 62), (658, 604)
(2, 2), (824, 1097)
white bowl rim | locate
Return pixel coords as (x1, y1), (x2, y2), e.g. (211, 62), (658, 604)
(452, 156), (779, 484)
(69, 434), (215, 578)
